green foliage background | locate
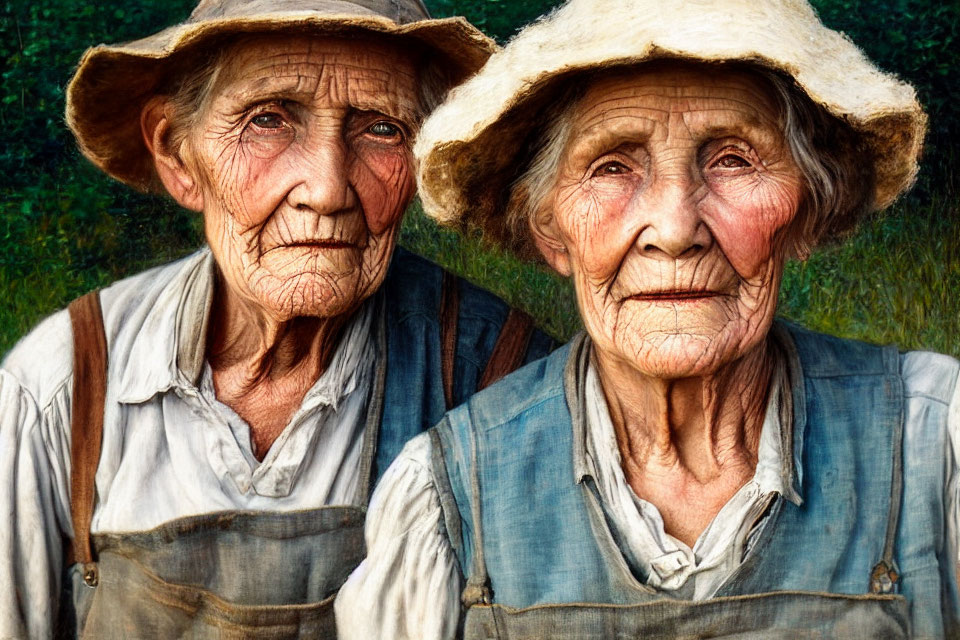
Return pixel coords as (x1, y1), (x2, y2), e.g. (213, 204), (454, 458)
(1, 0), (958, 354)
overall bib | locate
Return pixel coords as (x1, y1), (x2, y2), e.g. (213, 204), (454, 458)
(59, 248), (553, 638)
(433, 324), (958, 639)
(63, 293), (386, 638)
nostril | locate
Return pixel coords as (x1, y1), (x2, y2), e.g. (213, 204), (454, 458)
(642, 242), (705, 259)
(679, 244), (704, 259)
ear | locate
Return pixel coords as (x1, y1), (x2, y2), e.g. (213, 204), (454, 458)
(529, 205), (572, 277)
(141, 97), (204, 212)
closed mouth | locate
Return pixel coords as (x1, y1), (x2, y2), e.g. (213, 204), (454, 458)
(628, 290), (724, 302)
(267, 240), (357, 252)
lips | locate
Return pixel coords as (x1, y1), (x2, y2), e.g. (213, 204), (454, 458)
(627, 290), (724, 302)
(289, 240), (355, 248)
(264, 239), (358, 254)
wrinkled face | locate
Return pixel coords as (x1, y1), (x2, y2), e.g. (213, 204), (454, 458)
(540, 64), (804, 378)
(186, 35), (419, 321)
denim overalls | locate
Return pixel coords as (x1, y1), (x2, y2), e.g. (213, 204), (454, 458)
(60, 248), (554, 638)
(432, 323), (959, 639)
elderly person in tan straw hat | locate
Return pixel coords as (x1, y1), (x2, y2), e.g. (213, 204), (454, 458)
(0, 0), (558, 637)
(337, 0), (960, 637)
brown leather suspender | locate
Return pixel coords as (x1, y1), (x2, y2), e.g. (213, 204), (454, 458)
(67, 291), (107, 587)
(439, 272), (536, 409)
(440, 272), (460, 410)
(477, 309), (534, 392)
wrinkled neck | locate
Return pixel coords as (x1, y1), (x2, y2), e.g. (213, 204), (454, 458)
(205, 273), (349, 390)
(595, 338), (775, 483)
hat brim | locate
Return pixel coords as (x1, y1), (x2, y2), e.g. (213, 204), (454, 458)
(66, 14), (496, 191)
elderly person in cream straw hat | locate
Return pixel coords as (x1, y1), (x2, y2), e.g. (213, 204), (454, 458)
(338, 0), (958, 638)
(0, 0), (557, 637)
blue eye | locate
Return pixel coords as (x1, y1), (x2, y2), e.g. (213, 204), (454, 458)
(369, 121), (401, 137)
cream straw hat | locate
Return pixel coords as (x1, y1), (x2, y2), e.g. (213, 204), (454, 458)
(414, 0), (926, 257)
(66, 0), (496, 191)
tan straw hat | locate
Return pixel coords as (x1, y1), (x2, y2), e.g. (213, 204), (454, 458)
(415, 0), (927, 256)
(66, 0), (496, 191)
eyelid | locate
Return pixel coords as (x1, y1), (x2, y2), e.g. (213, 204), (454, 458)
(246, 100), (293, 120)
(587, 152), (636, 179)
(702, 140), (759, 170)
(353, 110), (410, 137)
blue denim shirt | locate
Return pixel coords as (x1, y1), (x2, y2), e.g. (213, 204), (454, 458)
(377, 246), (555, 480)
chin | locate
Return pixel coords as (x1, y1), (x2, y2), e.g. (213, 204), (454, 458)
(604, 314), (746, 379)
(600, 300), (761, 379)
(257, 275), (367, 322)
(632, 334), (733, 379)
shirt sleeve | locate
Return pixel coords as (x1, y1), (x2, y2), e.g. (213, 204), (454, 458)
(335, 432), (462, 640)
(947, 370), (960, 573)
(0, 369), (71, 639)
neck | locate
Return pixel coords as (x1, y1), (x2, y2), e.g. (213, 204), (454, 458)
(596, 338), (775, 484)
(206, 275), (349, 392)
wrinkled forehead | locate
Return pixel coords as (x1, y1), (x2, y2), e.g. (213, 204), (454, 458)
(211, 34), (421, 121)
(572, 62), (783, 134)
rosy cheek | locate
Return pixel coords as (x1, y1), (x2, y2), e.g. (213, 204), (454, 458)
(705, 184), (801, 279)
(352, 151), (414, 235)
(210, 136), (291, 228)
(561, 183), (637, 279)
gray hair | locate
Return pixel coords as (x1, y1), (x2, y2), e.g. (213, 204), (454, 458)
(510, 64), (874, 257)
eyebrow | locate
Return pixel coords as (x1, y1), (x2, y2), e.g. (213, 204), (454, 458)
(683, 110), (782, 143)
(220, 73), (418, 124)
(567, 112), (658, 153)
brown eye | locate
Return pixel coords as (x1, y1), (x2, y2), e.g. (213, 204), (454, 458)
(592, 161), (629, 177)
(251, 113), (285, 129)
(712, 154), (750, 169)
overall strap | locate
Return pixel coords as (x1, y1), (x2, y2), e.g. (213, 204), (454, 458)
(67, 291), (108, 588)
(439, 271), (459, 410)
(359, 296), (389, 501)
(459, 418), (494, 609)
(439, 270), (537, 409)
(477, 309), (534, 392)
(870, 345), (905, 594)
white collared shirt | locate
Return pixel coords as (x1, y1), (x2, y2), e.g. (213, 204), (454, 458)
(0, 249), (377, 638)
(581, 363), (787, 599)
(335, 351), (960, 639)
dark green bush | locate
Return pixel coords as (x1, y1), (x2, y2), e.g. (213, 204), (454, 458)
(810, 0), (959, 194)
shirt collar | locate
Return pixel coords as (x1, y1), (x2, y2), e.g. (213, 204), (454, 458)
(116, 247), (377, 409)
(569, 330), (804, 506)
(116, 249), (214, 403)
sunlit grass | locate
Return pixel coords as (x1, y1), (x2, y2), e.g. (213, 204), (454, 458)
(401, 195), (960, 356)
(778, 196), (959, 355)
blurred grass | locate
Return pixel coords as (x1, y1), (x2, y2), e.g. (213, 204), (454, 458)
(778, 196), (960, 354)
(400, 201), (580, 342)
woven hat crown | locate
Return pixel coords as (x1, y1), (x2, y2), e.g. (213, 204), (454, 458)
(186, 0), (429, 23)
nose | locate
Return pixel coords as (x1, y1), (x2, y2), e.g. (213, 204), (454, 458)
(633, 177), (712, 260)
(286, 137), (358, 216)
